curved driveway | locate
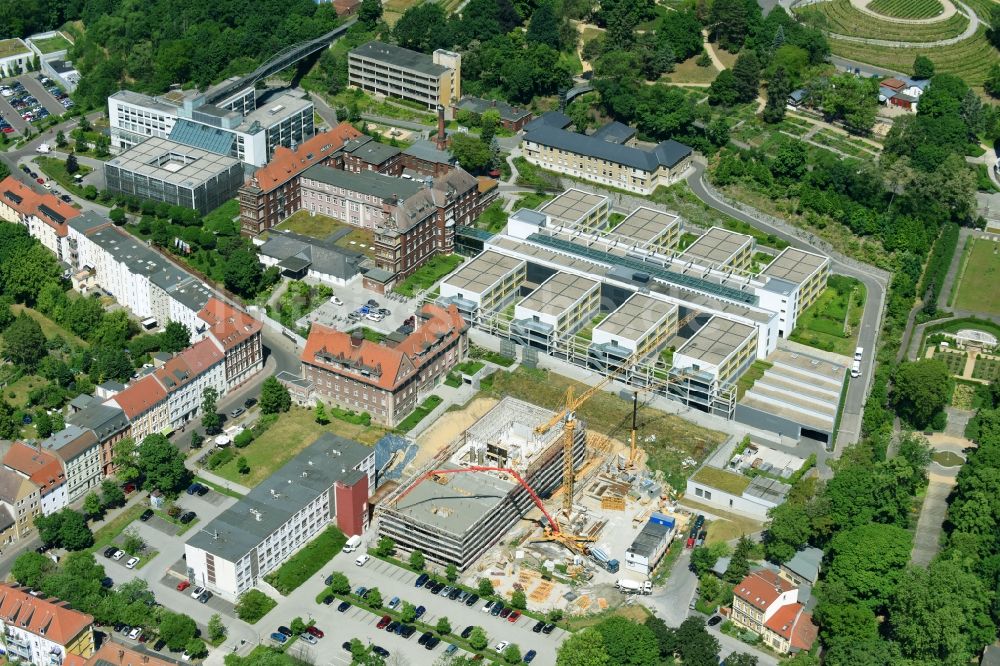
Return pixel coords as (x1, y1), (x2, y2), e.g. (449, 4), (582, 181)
(686, 162), (888, 453)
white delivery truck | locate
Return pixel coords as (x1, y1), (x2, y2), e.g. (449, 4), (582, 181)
(343, 535), (362, 553)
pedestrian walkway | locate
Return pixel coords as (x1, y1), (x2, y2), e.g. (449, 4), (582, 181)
(191, 467), (251, 496)
(910, 466), (959, 566)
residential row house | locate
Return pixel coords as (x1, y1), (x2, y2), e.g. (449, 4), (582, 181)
(0, 468), (41, 547)
(290, 303), (467, 426)
(730, 569), (818, 655)
(0, 584), (95, 666)
(3, 443), (68, 517)
(0, 176), (80, 262)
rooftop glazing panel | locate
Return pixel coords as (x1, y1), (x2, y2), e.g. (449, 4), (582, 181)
(681, 226), (753, 266)
(676, 315), (756, 366)
(106, 137), (240, 187)
(611, 207), (680, 244)
(539, 189), (608, 225)
(595, 293), (677, 343)
(518, 271), (598, 317)
(444, 251), (524, 294)
(759, 247), (828, 286)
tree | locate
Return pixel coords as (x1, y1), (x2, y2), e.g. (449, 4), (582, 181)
(556, 627), (611, 666)
(436, 616), (452, 635)
(527, 0), (561, 48)
(826, 523), (911, 607)
(479, 109), (500, 146)
(986, 63), (1000, 98)
(705, 117), (730, 147)
(511, 589), (527, 610)
(409, 550), (425, 571)
(201, 387), (221, 434)
(375, 537), (395, 557)
(11, 552), (54, 589)
(34, 409), (53, 438)
(161, 321), (190, 353)
(208, 614), (225, 642)
(100, 479), (125, 508)
(314, 401), (328, 425)
(400, 601), (417, 623)
(674, 617), (720, 666)
(725, 654), (759, 666)
(366, 587), (382, 609)
(477, 578), (494, 596)
(502, 644), (522, 664)
(913, 55), (935, 80)
(108, 208), (126, 225)
(594, 615), (660, 666)
(290, 617), (307, 635)
(123, 528), (145, 555)
(65, 152), (79, 174)
(709, 0), (761, 51)
(449, 133), (491, 173)
(58, 510), (93, 551)
(764, 500), (812, 563)
(4, 313), (46, 370)
(394, 3), (449, 52)
(469, 626), (489, 651)
(709, 70), (741, 106)
(34, 512), (62, 546)
(260, 376), (291, 414)
(892, 359), (951, 429)
(136, 433), (190, 494)
(112, 438), (139, 483)
(763, 67), (791, 124)
(731, 51), (761, 103)
(91, 346), (132, 383)
(190, 432), (204, 449)
(83, 492), (103, 519)
(235, 590), (275, 623)
(185, 638), (207, 659)
(55, 130), (66, 148)
(223, 249), (264, 298)
(358, 0), (383, 28)
(725, 535), (754, 583)
(237, 456), (250, 475)
(329, 571), (351, 595)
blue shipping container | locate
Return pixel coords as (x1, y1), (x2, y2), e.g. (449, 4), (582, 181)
(649, 512), (676, 529)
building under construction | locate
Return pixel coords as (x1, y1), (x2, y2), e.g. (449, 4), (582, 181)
(376, 397), (587, 569)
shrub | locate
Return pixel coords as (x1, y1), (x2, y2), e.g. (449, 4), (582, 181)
(205, 448), (234, 470)
(233, 430), (254, 448)
(235, 590), (277, 624)
(262, 527), (347, 594)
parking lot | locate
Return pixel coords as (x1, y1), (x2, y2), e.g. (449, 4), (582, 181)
(295, 281), (420, 337)
(0, 73), (73, 135)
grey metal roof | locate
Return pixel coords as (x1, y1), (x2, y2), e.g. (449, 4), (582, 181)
(595, 293), (676, 344)
(105, 137), (241, 189)
(524, 125), (692, 171)
(342, 136), (401, 165)
(681, 226), (753, 268)
(443, 251), (524, 295)
(517, 271), (598, 317)
(611, 207), (680, 245)
(349, 41), (448, 77)
(675, 315), (756, 367)
(760, 247), (828, 287)
(509, 208), (546, 227)
(523, 111), (572, 133)
(187, 433), (372, 562)
(455, 96), (531, 123)
(402, 140), (455, 166)
(67, 404), (129, 441)
(302, 165), (422, 202)
(259, 230), (364, 281)
(591, 121), (636, 145)
(782, 547), (823, 583)
(168, 119), (235, 155)
(627, 520), (671, 558)
(68, 210), (109, 235)
(539, 189), (607, 225)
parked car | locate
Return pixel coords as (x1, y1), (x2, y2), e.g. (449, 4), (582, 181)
(465, 593), (480, 607)
(414, 605), (426, 619)
(277, 626), (293, 637)
(341, 642), (351, 652)
(229, 408), (245, 419)
(499, 607), (512, 619)
(140, 509), (154, 522)
(152, 639), (166, 651)
(492, 603), (506, 617)
(244, 398), (257, 409)
(331, 296), (343, 306)
(508, 611), (521, 623)
(306, 626), (324, 639)
(355, 554), (370, 567)
(431, 582), (445, 595)
(385, 621), (399, 634)
(524, 649), (537, 663)
(418, 632), (433, 646)
(197, 590), (212, 604)
(128, 627), (141, 640)
(355, 586), (368, 598)
(445, 643), (458, 656)
(195, 485), (209, 497)
(299, 633), (317, 645)
(103, 546), (117, 558)
(495, 641), (510, 653)
(376, 615), (392, 630)
(179, 511), (197, 524)
(423, 578), (436, 589)
(270, 633), (287, 644)
(542, 623), (556, 634)
(367, 299), (379, 308)
(186, 484), (202, 495)
(415, 573), (429, 587)
(372, 646), (389, 658)
(125, 557), (139, 569)
(461, 626), (474, 639)
(532, 621), (545, 633)
(387, 596), (400, 610)
(191, 586), (205, 599)
(400, 625), (416, 639)
(425, 636), (440, 650)
(439, 585), (453, 598)
(336, 600), (350, 612)
(177, 581), (191, 592)
(112, 549), (125, 561)
(448, 588), (462, 601)
(708, 615), (723, 627)
(482, 601), (495, 614)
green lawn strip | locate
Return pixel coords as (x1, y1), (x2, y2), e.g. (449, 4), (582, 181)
(88, 504), (145, 554)
(395, 395), (443, 433)
(132, 550), (159, 570)
(830, 370), (851, 445)
(193, 476), (245, 498)
(277, 210), (346, 239)
(476, 201), (508, 233)
(30, 34), (71, 54)
(512, 192), (554, 211)
(34, 156), (93, 196)
(263, 527), (347, 595)
(455, 360), (485, 375)
(152, 508), (199, 536)
(953, 237), (1000, 315)
(469, 346), (516, 367)
(444, 373), (462, 387)
(691, 465), (751, 495)
(736, 360), (772, 400)
(394, 255), (464, 297)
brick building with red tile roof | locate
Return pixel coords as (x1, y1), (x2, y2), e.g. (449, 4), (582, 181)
(299, 303), (467, 425)
(0, 175), (80, 261)
(238, 124), (364, 236)
(197, 297), (263, 388)
(731, 569), (817, 655)
(106, 375), (169, 444)
(0, 583), (95, 663)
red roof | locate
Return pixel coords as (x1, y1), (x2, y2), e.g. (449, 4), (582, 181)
(86, 641), (178, 666)
(302, 304), (466, 391)
(0, 584), (93, 645)
(2, 442), (65, 496)
(764, 603), (817, 651)
(247, 124), (363, 193)
(108, 375), (167, 419)
(197, 297), (262, 351)
(0, 176), (79, 236)
(176, 337), (225, 374)
(881, 78), (906, 90)
(733, 569), (795, 611)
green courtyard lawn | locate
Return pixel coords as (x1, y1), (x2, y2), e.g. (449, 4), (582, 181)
(210, 408), (387, 487)
(34, 156), (93, 196)
(789, 275), (867, 356)
(263, 526), (347, 595)
(393, 254), (463, 297)
(31, 34), (71, 54)
(954, 238), (1000, 315)
(512, 192), (554, 212)
(277, 210), (342, 239)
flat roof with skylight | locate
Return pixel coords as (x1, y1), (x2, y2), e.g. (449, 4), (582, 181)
(611, 207), (680, 245)
(539, 188), (608, 226)
(595, 293), (677, 345)
(442, 251), (524, 295)
(675, 315), (756, 367)
(760, 247), (829, 287)
(681, 226), (753, 267)
(517, 272), (599, 317)
(106, 137), (241, 187)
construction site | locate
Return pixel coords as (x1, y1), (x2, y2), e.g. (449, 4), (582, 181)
(375, 386), (694, 616)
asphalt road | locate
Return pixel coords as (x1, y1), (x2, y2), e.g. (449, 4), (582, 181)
(685, 162), (887, 454)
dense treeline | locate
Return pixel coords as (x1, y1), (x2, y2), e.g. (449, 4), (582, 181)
(1, 0), (340, 109)
(919, 222), (959, 316)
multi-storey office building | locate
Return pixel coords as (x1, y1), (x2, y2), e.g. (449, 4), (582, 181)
(108, 86), (315, 166)
(0, 584), (95, 666)
(377, 397), (586, 569)
(185, 434), (374, 601)
(680, 226), (755, 272)
(510, 272), (601, 350)
(538, 188), (609, 232)
(0, 176), (79, 261)
(298, 304), (467, 426)
(757, 247), (830, 338)
(104, 137), (245, 215)
(438, 251), (527, 322)
(348, 41), (461, 110)
(669, 315), (757, 417)
(588, 293), (678, 372)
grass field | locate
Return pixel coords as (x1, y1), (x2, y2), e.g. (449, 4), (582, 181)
(665, 55), (720, 85)
(211, 408), (387, 486)
(680, 497), (765, 545)
(954, 238), (1000, 314)
(393, 254), (463, 297)
(798, 0), (963, 40)
(829, 28), (1000, 88)
(277, 211), (344, 238)
(868, 0), (944, 17)
(30, 33), (71, 54)
(789, 276), (867, 355)
(34, 157), (93, 197)
(481, 367), (727, 490)
(691, 466), (751, 495)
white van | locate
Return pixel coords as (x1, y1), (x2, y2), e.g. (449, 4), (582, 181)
(854, 347), (864, 362)
(851, 360), (861, 378)
(36, 143), (51, 154)
(343, 535), (362, 553)
(355, 553), (370, 567)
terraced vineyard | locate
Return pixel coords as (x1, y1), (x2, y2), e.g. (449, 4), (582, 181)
(797, 0), (968, 41)
(829, 27), (1000, 87)
(867, 0), (945, 18)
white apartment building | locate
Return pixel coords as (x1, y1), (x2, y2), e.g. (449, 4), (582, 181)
(348, 41), (461, 110)
(108, 85), (314, 167)
(153, 339), (226, 428)
(0, 176), (79, 262)
(185, 434), (375, 601)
